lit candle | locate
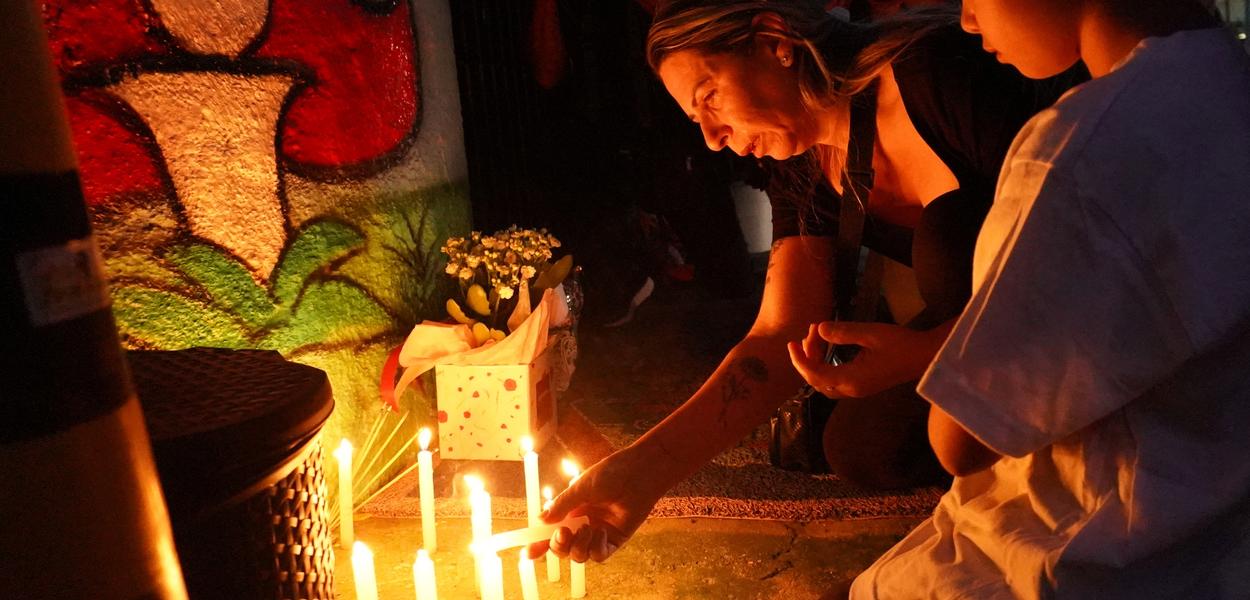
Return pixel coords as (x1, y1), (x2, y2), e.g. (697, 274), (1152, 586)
(521, 436), (541, 527)
(351, 541), (379, 600)
(519, 548), (540, 600)
(543, 486), (559, 582)
(466, 475), (493, 597)
(333, 439), (354, 547)
(480, 549), (505, 600)
(418, 428), (437, 552)
(563, 460), (586, 599)
(466, 475), (493, 544)
(413, 548), (438, 600)
(482, 515), (590, 552)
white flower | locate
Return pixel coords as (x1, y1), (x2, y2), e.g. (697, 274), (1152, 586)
(458, 267), (474, 280)
(445, 263), (458, 275)
(520, 265), (537, 280)
(497, 286), (514, 300)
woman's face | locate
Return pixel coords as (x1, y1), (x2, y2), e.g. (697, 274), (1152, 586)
(657, 38), (821, 160)
(961, 0), (1083, 78)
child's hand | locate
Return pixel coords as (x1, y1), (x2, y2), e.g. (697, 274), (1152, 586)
(787, 321), (935, 398)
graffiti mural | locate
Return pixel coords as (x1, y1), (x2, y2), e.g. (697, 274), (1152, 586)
(42, 0), (470, 446)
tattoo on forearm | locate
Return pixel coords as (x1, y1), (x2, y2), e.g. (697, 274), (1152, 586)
(718, 357), (769, 425)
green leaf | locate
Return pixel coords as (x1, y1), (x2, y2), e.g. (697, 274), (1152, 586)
(164, 244), (276, 328)
(272, 220), (365, 306)
(105, 252), (191, 289)
(261, 278), (391, 352)
(111, 285), (254, 348)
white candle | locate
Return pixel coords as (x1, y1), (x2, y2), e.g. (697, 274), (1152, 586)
(418, 428), (437, 552)
(570, 560), (586, 599)
(351, 541), (379, 600)
(480, 549), (504, 600)
(563, 460), (586, 599)
(482, 515), (590, 552)
(466, 475), (493, 544)
(543, 487), (560, 582)
(333, 439), (354, 547)
(519, 548), (540, 600)
(521, 436), (541, 527)
(413, 548), (438, 600)
(466, 475), (493, 597)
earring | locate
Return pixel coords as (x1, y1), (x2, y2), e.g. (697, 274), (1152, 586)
(781, 54), (792, 67)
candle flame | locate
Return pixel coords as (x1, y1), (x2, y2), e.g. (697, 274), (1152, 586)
(465, 474), (484, 492)
(333, 438), (353, 462)
(542, 486), (554, 501)
(352, 541), (372, 560)
(418, 427), (432, 451)
(521, 435), (534, 454)
(561, 458), (580, 479)
(417, 548), (430, 562)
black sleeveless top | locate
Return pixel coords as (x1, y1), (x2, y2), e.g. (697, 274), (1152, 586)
(765, 24), (1087, 266)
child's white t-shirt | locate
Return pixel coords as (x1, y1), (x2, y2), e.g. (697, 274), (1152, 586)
(852, 28), (1250, 599)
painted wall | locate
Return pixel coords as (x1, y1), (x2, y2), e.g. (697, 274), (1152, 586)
(42, 0), (470, 448)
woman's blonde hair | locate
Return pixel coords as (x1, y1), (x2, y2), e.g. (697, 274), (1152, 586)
(646, 0), (957, 113)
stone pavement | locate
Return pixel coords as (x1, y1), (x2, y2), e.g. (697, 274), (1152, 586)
(336, 514), (924, 600)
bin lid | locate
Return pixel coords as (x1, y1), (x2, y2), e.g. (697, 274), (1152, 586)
(128, 347), (334, 521)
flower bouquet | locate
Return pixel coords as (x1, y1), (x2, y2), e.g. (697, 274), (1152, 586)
(394, 227), (576, 460)
(442, 227), (573, 343)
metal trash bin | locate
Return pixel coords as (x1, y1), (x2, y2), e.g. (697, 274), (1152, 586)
(129, 348), (336, 600)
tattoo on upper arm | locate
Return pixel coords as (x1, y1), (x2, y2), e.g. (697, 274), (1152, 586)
(718, 357), (769, 425)
(766, 239), (784, 284)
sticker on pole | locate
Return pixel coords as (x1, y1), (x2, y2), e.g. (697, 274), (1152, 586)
(15, 235), (111, 327)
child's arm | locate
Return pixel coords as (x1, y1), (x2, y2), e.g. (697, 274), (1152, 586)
(928, 404), (1001, 476)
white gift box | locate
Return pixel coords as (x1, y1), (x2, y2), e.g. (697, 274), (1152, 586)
(434, 344), (558, 460)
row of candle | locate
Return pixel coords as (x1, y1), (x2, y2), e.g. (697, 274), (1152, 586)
(336, 430), (589, 599)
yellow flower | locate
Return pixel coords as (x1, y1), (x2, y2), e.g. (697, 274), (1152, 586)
(458, 267), (473, 280)
(497, 286), (514, 300)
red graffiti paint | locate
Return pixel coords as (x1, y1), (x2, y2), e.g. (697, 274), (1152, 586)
(64, 93), (166, 205)
(256, 0), (418, 169)
(43, 0), (421, 209)
(43, 0), (167, 72)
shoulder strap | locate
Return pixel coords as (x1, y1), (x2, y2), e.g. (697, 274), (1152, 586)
(834, 82), (878, 323)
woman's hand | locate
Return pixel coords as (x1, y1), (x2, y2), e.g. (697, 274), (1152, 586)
(525, 444), (670, 564)
(786, 321), (946, 398)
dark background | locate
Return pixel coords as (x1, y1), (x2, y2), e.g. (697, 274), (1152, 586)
(447, 0), (757, 324)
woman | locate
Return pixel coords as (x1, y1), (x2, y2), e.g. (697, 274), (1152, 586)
(535, 0), (1080, 564)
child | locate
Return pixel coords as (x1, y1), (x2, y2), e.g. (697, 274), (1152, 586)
(790, 0), (1250, 597)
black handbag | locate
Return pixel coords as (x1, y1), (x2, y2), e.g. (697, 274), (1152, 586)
(769, 83), (878, 474)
